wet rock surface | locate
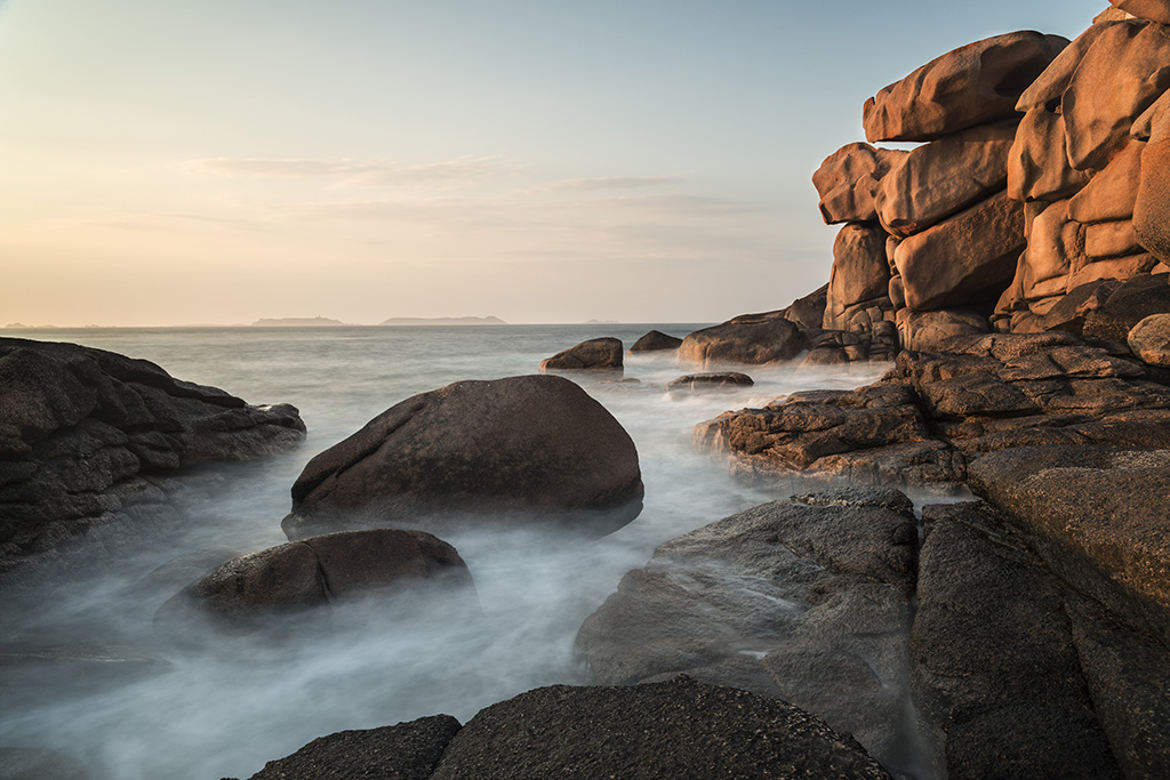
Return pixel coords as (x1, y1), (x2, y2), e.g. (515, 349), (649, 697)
(576, 489), (917, 769)
(0, 338), (305, 575)
(283, 375), (643, 540)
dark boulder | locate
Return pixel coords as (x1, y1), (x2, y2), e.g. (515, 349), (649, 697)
(576, 490), (918, 768)
(283, 375), (643, 540)
(666, 372), (753, 392)
(678, 316), (808, 367)
(628, 330), (682, 353)
(539, 337), (622, 371)
(163, 529), (472, 624)
(246, 715), (461, 780)
(782, 283), (829, 329)
(0, 338), (305, 574)
(430, 677), (891, 780)
(1082, 273), (1170, 343)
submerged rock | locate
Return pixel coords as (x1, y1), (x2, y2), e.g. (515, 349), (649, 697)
(246, 715), (461, 780)
(431, 677), (891, 780)
(576, 490), (917, 769)
(627, 330), (682, 353)
(539, 337), (623, 371)
(165, 529), (473, 624)
(283, 375), (643, 540)
(0, 338), (305, 574)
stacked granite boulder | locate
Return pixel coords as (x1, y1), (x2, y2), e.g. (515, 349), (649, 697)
(996, 6), (1170, 332)
(816, 31), (1068, 352)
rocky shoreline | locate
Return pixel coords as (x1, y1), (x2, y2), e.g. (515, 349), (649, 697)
(5, 3), (1170, 779)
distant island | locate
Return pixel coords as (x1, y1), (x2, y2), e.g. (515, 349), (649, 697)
(378, 316), (507, 326)
(252, 317), (346, 327)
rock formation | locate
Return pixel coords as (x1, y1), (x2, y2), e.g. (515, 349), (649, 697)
(0, 338), (305, 574)
(539, 337), (623, 371)
(628, 330), (683, 353)
(282, 375), (643, 540)
(665, 372), (753, 392)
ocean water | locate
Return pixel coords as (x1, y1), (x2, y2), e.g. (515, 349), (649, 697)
(0, 325), (890, 779)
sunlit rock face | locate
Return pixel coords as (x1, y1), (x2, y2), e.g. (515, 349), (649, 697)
(282, 374), (643, 540)
(0, 337), (305, 574)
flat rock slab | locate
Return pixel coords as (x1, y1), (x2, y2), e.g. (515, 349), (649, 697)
(430, 678), (891, 780)
(283, 375), (643, 540)
(576, 489), (917, 769)
(0, 338), (305, 573)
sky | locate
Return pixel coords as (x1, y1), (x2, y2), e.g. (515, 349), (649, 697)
(0, 0), (1105, 326)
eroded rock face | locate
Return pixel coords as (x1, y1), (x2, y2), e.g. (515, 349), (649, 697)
(1128, 313), (1170, 366)
(1110, 0), (1170, 24)
(863, 31), (1068, 143)
(1062, 20), (1170, 171)
(912, 502), (1120, 780)
(0, 338), (305, 573)
(1008, 107), (1090, 202)
(876, 121), (1016, 237)
(782, 283), (829, 329)
(575, 490), (916, 769)
(431, 678), (891, 780)
(539, 337), (623, 371)
(173, 529), (473, 622)
(813, 143), (908, 224)
(283, 375), (643, 540)
(247, 715), (462, 780)
(1135, 139), (1170, 264)
(678, 315), (808, 367)
(1068, 140), (1144, 225)
(893, 191), (1025, 311)
(627, 330), (682, 353)
(824, 224), (892, 330)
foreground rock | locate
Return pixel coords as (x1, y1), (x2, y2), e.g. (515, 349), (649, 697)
(1128, 313), (1170, 366)
(912, 502), (1120, 779)
(283, 375), (643, 540)
(576, 490), (917, 770)
(538, 337), (622, 371)
(678, 314), (808, 367)
(628, 330), (682, 353)
(432, 678), (890, 780)
(163, 529), (472, 626)
(0, 338), (305, 574)
(247, 715), (461, 780)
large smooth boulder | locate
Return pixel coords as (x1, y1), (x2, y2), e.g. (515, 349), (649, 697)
(0, 338), (305, 573)
(812, 143), (908, 224)
(283, 375), (643, 540)
(912, 502), (1120, 779)
(893, 191), (1025, 311)
(1128, 313), (1170, 366)
(246, 715), (462, 780)
(431, 678), (891, 780)
(1110, 0), (1170, 23)
(823, 224), (891, 330)
(862, 32), (1068, 143)
(539, 337), (622, 371)
(1135, 139), (1170, 264)
(627, 330), (682, 353)
(1068, 140), (1144, 224)
(170, 529), (473, 622)
(678, 315), (808, 367)
(576, 490), (917, 769)
(1008, 107), (1091, 202)
(876, 120), (1017, 236)
(1062, 21), (1170, 171)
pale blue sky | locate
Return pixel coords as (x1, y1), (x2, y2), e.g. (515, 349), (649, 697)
(0, 0), (1105, 325)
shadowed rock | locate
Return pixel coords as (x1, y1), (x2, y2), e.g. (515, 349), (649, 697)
(246, 715), (462, 780)
(0, 338), (305, 574)
(539, 337), (623, 371)
(666, 372), (753, 392)
(283, 375), (643, 540)
(678, 315), (808, 367)
(628, 330), (682, 353)
(431, 678), (892, 780)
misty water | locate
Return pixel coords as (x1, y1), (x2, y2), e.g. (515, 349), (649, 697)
(0, 325), (892, 779)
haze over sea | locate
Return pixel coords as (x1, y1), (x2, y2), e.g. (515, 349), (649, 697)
(0, 324), (888, 780)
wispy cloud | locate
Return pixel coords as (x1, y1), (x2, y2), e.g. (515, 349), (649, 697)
(547, 176), (678, 192)
(182, 155), (515, 187)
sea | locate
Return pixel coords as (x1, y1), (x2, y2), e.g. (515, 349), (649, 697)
(0, 324), (891, 779)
